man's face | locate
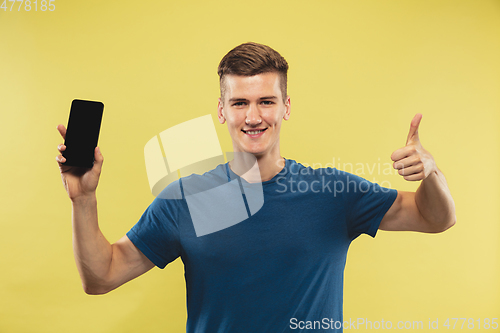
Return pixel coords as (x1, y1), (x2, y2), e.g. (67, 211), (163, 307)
(217, 72), (291, 158)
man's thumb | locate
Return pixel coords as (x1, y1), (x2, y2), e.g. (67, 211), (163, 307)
(406, 113), (422, 145)
(93, 147), (104, 173)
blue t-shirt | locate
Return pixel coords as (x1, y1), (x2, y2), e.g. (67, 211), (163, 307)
(127, 159), (397, 332)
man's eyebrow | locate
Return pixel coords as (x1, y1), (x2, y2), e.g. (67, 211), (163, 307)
(228, 98), (248, 102)
(260, 96), (278, 100)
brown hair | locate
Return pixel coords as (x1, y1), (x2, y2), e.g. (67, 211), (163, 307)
(218, 42), (289, 103)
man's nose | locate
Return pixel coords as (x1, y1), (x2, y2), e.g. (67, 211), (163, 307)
(245, 103), (262, 126)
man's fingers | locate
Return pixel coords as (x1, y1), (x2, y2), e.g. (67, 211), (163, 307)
(56, 154), (66, 164)
(57, 124), (67, 140)
(405, 113), (422, 145)
(402, 172), (425, 182)
(391, 145), (417, 162)
(397, 164), (423, 176)
(56, 125), (67, 166)
(393, 155), (421, 170)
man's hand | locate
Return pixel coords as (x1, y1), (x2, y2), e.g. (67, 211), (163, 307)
(55, 124), (104, 201)
(380, 113), (455, 233)
(390, 114), (436, 181)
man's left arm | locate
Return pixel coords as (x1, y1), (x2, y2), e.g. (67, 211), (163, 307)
(379, 114), (456, 233)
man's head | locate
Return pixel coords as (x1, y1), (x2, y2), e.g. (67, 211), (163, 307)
(217, 43), (291, 159)
(218, 42), (289, 105)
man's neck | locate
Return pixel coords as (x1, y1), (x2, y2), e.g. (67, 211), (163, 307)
(229, 152), (285, 183)
(254, 153), (285, 182)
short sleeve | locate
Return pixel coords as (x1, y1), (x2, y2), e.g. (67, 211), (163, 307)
(127, 196), (182, 269)
(340, 172), (397, 240)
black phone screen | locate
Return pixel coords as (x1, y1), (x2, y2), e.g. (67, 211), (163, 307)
(62, 99), (104, 168)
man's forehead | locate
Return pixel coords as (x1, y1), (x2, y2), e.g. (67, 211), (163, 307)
(224, 72), (280, 83)
(223, 73), (281, 99)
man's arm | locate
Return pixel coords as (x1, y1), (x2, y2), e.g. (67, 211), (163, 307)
(56, 125), (154, 295)
(379, 114), (456, 233)
(71, 195), (155, 294)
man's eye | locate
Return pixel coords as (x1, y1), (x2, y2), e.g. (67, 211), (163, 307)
(261, 101), (274, 105)
(233, 102), (245, 107)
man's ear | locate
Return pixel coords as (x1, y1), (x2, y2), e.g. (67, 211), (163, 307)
(283, 95), (291, 121)
(217, 98), (226, 124)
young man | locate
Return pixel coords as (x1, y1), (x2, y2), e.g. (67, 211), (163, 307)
(56, 42), (455, 332)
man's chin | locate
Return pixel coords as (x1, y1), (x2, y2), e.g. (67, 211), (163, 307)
(237, 147), (266, 157)
(241, 150), (264, 157)
(231, 140), (271, 157)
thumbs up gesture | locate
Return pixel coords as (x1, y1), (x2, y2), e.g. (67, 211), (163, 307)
(391, 114), (436, 181)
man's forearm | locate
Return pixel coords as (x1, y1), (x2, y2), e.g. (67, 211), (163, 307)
(71, 194), (113, 294)
(415, 168), (456, 232)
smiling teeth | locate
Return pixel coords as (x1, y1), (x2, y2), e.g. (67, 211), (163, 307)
(247, 130), (263, 135)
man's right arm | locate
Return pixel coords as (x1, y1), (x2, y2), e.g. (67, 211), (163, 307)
(56, 125), (154, 295)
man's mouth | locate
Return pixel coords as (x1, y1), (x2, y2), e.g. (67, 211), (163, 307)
(242, 128), (267, 135)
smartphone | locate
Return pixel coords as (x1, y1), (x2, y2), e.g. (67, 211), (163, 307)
(62, 99), (104, 168)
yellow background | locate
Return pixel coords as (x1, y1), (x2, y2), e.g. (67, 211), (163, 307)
(1, 0), (499, 332)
